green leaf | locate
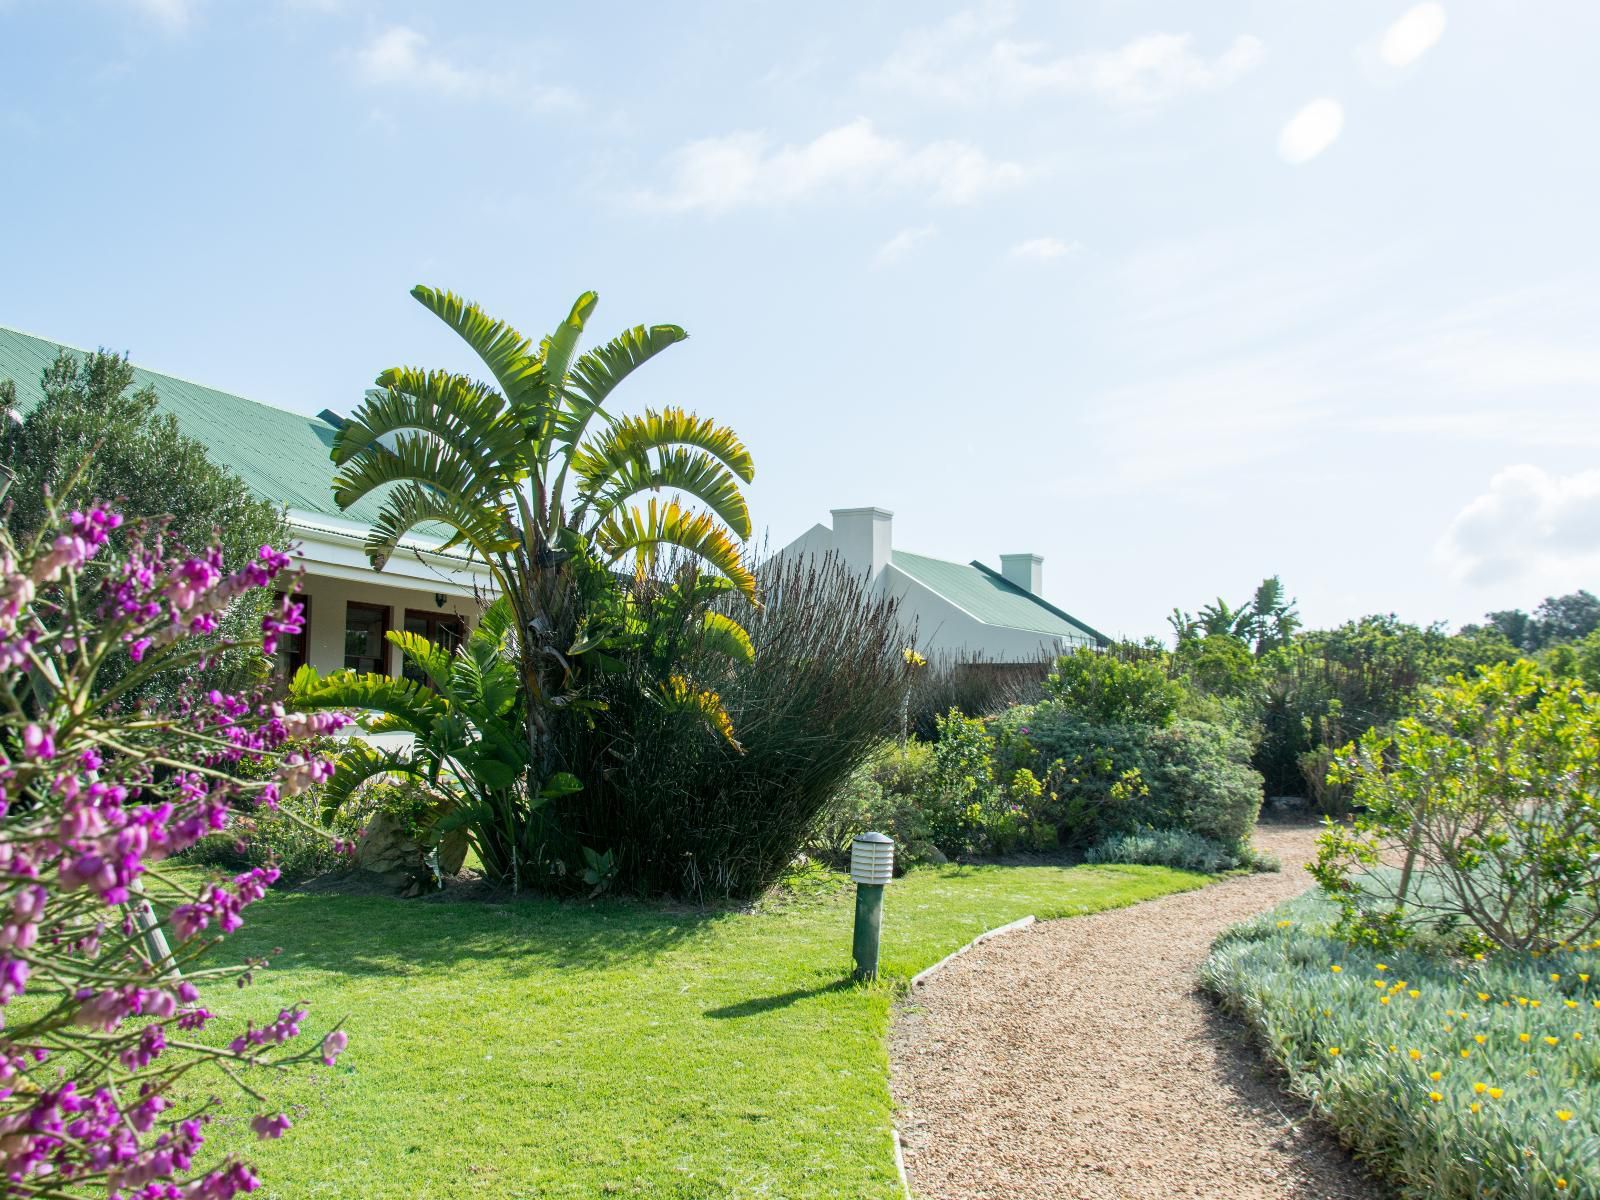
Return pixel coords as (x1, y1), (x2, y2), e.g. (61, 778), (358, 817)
(540, 771), (584, 800)
(593, 498), (756, 601)
(700, 611), (755, 665)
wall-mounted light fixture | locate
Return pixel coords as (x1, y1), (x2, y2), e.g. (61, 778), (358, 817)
(434, 593), (447, 608)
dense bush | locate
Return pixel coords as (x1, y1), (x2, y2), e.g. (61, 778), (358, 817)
(0, 508), (348, 1196)
(1203, 891), (1597, 1200)
(988, 707), (1263, 850)
(552, 553), (911, 900)
(1313, 661), (1600, 954)
(1041, 645), (1184, 726)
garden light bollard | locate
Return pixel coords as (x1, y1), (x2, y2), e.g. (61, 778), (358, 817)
(850, 832), (894, 982)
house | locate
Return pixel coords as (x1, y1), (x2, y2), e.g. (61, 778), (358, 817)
(774, 507), (1108, 661)
(0, 326), (494, 684)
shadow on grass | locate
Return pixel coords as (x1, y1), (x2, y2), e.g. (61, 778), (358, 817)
(703, 978), (855, 1019)
(209, 887), (730, 979)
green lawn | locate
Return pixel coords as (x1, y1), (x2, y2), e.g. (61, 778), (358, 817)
(193, 861), (1210, 1198)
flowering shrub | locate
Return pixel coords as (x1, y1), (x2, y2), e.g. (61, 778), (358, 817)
(1203, 892), (1597, 1199)
(0, 507), (351, 1197)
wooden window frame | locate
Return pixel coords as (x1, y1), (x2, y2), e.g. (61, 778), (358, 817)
(274, 592), (312, 678)
(344, 600), (391, 675)
(400, 609), (467, 687)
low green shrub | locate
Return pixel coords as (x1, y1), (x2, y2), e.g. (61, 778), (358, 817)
(1202, 891), (1599, 1199)
(183, 789), (354, 882)
(1086, 829), (1251, 874)
(1042, 646), (1184, 725)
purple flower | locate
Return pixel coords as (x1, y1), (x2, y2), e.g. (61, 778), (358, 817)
(249, 1113), (291, 1141)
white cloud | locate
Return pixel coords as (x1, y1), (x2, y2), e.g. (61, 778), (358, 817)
(353, 25), (575, 110)
(125, 0), (196, 29)
(1009, 236), (1079, 261)
(1438, 465), (1600, 585)
(1380, 4), (1448, 68)
(873, 225), (937, 267)
(1278, 99), (1344, 164)
(636, 119), (1026, 214)
(870, 5), (1263, 108)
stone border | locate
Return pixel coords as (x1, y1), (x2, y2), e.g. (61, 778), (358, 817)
(909, 915), (1036, 990)
(892, 1127), (911, 1199)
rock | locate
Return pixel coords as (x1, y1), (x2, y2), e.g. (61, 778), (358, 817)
(353, 808), (469, 896)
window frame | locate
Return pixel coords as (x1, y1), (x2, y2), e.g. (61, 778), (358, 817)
(343, 600), (392, 675)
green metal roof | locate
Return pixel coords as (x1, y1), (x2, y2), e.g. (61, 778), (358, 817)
(891, 549), (1107, 644)
(0, 326), (377, 524)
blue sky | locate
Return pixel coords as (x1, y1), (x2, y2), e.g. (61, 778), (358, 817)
(4, 0), (1597, 639)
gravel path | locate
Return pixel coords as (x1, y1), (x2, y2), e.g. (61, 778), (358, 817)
(890, 822), (1387, 1200)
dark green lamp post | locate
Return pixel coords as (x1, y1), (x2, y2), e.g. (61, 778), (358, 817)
(850, 832), (894, 981)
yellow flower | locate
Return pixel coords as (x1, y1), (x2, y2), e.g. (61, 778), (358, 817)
(1469, 1102), (1482, 1114)
(1429, 1071), (1443, 1081)
(1380, 996), (1390, 1006)
(1477, 992), (1491, 1002)
(1544, 1036), (1560, 1047)
(1530, 1000), (1542, 1009)
(1460, 1049), (1472, 1059)
(1592, 1000), (1599, 1009)
(1277, 919), (1292, 928)
(1409, 1048), (1423, 1061)
(1428, 1091), (1443, 1103)
(1327, 1047), (1340, 1057)
(1408, 989), (1421, 999)
(1373, 980), (1386, 989)
(1330, 965), (1342, 973)
(1551, 974), (1561, 982)
(1580, 974), (1590, 983)
(1388, 1044), (1398, 1054)
(1376, 963), (1388, 972)
(1517, 997), (1530, 1007)
(1575, 1032), (1584, 1041)
(1556, 1109), (1574, 1122)
(1489, 1087), (1504, 1099)
(1520, 1033), (1532, 1043)
(1565, 1000), (1578, 1009)
(1557, 1179), (1567, 1191)
(1473, 1082), (1487, 1094)
(1474, 952), (1485, 961)
(1474, 1035), (1487, 1045)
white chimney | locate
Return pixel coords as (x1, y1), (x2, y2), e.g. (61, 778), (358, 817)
(1000, 553), (1043, 595)
(831, 507), (893, 586)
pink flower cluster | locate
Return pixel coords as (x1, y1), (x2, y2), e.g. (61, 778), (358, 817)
(0, 508), (353, 1199)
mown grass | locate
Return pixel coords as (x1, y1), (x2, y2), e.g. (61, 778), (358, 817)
(185, 860), (1209, 1199)
(1202, 891), (1600, 1199)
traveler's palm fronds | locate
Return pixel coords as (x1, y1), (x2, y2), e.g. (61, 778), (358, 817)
(329, 286), (756, 601)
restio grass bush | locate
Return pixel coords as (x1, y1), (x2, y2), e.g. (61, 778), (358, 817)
(553, 553), (910, 901)
(1203, 891), (1599, 1199)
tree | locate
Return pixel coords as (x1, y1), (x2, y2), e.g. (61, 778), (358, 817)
(1, 348), (287, 697)
(1533, 589), (1600, 645)
(2, 348), (285, 569)
(1247, 575), (1300, 654)
(329, 286), (757, 765)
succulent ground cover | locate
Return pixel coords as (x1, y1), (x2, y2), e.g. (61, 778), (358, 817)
(1202, 889), (1598, 1199)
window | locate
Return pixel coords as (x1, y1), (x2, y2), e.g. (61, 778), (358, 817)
(401, 609), (466, 687)
(272, 593), (311, 685)
(344, 602), (390, 674)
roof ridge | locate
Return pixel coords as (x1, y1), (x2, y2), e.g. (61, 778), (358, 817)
(0, 324), (338, 431)
(968, 560), (1110, 645)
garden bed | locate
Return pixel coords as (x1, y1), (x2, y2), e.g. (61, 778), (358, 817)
(1201, 891), (1599, 1199)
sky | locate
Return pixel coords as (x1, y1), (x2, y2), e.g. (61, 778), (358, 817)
(2, 0), (1597, 641)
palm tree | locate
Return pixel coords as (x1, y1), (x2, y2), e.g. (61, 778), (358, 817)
(329, 286), (757, 757)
